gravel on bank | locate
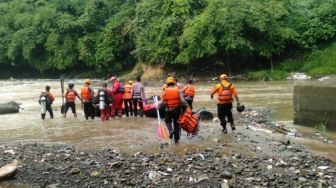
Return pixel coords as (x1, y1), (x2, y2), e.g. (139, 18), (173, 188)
(0, 108), (335, 188)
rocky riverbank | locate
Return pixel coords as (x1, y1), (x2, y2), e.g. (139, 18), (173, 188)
(1, 108), (335, 187)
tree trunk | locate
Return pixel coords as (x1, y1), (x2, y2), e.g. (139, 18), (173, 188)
(270, 56), (273, 72)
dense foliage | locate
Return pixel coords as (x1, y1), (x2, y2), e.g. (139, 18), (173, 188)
(0, 0), (335, 75)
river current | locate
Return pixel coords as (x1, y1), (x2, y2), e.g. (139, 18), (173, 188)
(0, 79), (335, 160)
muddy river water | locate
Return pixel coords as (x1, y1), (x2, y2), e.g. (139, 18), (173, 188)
(0, 79), (335, 160)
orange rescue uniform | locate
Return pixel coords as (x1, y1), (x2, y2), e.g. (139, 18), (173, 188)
(123, 84), (133, 99)
(183, 84), (195, 97)
(81, 86), (93, 102)
(163, 87), (181, 108)
(210, 81), (237, 104)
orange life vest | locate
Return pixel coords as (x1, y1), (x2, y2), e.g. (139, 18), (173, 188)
(163, 87), (181, 108)
(81, 86), (92, 102)
(66, 90), (76, 102)
(178, 108), (199, 135)
(123, 84), (132, 99)
(184, 84), (195, 98)
(218, 83), (232, 104)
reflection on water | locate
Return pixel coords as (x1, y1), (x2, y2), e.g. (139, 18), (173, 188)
(0, 79), (321, 154)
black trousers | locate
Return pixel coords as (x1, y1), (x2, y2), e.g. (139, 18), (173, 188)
(217, 103), (234, 128)
(42, 103), (53, 119)
(83, 102), (94, 120)
(165, 107), (181, 142)
(65, 102), (76, 114)
(124, 99), (133, 116)
(186, 98), (193, 109)
(132, 98), (143, 117)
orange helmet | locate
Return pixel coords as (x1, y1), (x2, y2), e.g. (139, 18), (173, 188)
(166, 77), (176, 84)
(220, 74), (228, 80)
(84, 79), (91, 85)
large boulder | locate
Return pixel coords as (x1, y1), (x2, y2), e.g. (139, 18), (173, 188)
(0, 101), (20, 114)
(194, 107), (214, 120)
(294, 77), (336, 131)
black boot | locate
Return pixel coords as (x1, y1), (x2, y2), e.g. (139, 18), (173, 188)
(231, 123), (236, 131)
(221, 123), (227, 134)
(169, 131), (174, 139)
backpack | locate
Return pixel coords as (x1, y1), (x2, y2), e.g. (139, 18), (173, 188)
(178, 108), (200, 136)
(219, 83), (232, 103)
(117, 83), (125, 93)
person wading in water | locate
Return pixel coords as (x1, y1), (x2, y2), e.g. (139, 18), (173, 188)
(159, 77), (189, 143)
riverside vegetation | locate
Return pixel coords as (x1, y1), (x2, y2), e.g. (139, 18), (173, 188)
(0, 0), (335, 78)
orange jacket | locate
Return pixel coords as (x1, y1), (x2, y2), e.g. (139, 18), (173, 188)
(123, 84), (133, 99)
(65, 89), (78, 102)
(81, 86), (93, 102)
(183, 84), (195, 98)
(163, 87), (181, 108)
(210, 81), (237, 104)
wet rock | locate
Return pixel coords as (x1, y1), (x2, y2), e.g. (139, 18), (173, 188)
(194, 108), (214, 120)
(69, 168), (80, 175)
(46, 183), (59, 188)
(0, 101), (20, 114)
(298, 177), (307, 182)
(220, 171), (233, 179)
(197, 174), (209, 182)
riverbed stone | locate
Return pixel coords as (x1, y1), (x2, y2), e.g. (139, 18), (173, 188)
(194, 108), (214, 120)
(0, 101), (20, 114)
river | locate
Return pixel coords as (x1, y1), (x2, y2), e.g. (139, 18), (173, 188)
(0, 79), (335, 160)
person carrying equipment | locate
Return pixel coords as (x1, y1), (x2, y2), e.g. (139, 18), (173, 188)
(63, 83), (82, 118)
(39, 85), (55, 119)
(98, 83), (112, 121)
(132, 76), (146, 117)
(160, 77), (189, 143)
(110, 76), (124, 118)
(182, 79), (196, 109)
(123, 80), (134, 117)
(81, 79), (95, 120)
(210, 74), (240, 133)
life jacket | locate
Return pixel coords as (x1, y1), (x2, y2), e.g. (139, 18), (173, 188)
(81, 86), (93, 102)
(66, 89), (76, 102)
(163, 87), (181, 108)
(123, 84), (132, 99)
(218, 82), (232, 104)
(178, 108), (199, 135)
(184, 84), (195, 98)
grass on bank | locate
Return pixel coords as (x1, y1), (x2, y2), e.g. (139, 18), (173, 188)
(249, 42), (336, 80)
(247, 70), (289, 81)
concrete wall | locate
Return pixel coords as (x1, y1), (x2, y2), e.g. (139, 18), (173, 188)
(293, 78), (336, 131)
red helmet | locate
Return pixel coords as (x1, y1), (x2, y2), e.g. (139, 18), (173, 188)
(110, 76), (117, 81)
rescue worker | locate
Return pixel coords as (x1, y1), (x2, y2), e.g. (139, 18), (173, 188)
(110, 76), (124, 118)
(123, 80), (134, 117)
(39, 85), (55, 119)
(160, 77), (189, 143)
(81, 79), (95, 120)
(132, 76), (146, 117)
(98, 83), (112, 121)
(63, 83), (82, 118)
(210, 74), (240, 133)
(182, 79), (196, 109)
